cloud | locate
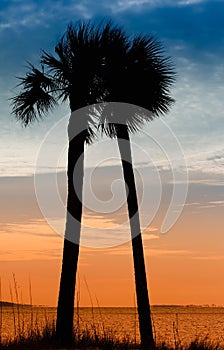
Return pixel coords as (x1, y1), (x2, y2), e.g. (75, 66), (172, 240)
(107, 0), (210, 13)
(196, 201), (224, 209)
(143, 226), (158, 233)
(0, 248), (61, 261)
(207, 151), (224, 162)
(0, 219), (62, 261)
(78, 207), (160, 248)
(0, 1), (92, 31)
(107, 0), (156, 12)
(0, 0), (214, 31)
(0, 2), (48, 30)
(0, 23), (11, 29)
(192, 255), (224, 261)
(182, 202), (200, 207)
(106, 246), (191, 256)
(0, 220), (58, 237)
(209, 201), (224, 205)
(178, 0), (205, 4)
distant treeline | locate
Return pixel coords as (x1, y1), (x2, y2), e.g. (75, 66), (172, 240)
(0, 301), (31, 307)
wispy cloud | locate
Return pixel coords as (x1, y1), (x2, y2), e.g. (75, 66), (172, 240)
(0, 0), (92, 31)
(0, 248), (61, 261)
(209, 201), (224, 205)
(106, 246), (191, 257)
(0, 0), (213, 31)
(0, 220), (58, 237)
(107, 0), (209, 13)
(192, 255), (224, 261)
(0, 2), (48, 30)
(197, 201), (224, 209)
(183, 202), (201, 207)
(0, 219), (61, 261)
(178, 0), (205, 4)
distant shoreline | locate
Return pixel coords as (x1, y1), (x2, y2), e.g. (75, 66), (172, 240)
(0, 301), (31, 307)
(1, 301), (223, 308)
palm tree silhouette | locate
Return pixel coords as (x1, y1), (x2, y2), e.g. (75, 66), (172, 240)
(98, 29), (175, 349)
(11, 19), (175, 348)
(10, 21), (110, 347)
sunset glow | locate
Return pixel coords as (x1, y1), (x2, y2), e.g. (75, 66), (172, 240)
(1, 0), (224, 310)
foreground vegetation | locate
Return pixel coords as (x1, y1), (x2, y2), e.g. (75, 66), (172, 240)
(1, 277), (223, 349)
(0, 322), (223, 350)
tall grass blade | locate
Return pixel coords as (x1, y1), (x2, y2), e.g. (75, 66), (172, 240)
(95, 294), (105, 337)
(9, 283), (16, 339)
(29, 277), (34, 333)
(12, 273), (21, 336)
(83, 276), (95, 326)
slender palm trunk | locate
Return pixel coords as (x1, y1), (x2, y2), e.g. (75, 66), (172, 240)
(116, 124), (154, 349)
(56, 114), (85, 348)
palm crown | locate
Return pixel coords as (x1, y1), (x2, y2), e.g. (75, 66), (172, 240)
(98, 29), (175, 136)
(12, 21), (103, 142)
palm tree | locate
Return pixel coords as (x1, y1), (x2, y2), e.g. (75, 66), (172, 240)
(10, 21), (113, 348)
(98, 29), (175, 349)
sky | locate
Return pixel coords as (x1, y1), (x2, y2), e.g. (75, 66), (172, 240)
(0, 0), (224, 307)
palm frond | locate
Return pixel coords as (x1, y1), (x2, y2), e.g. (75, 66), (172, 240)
(11, 86), (57, 126)
(17, 63), (59, 92)
(97, 102), (153, 137)
(11, 65), (58, 126)
(41, 51), (69, 85)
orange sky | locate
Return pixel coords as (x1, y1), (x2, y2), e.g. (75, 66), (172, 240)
(1, 171), (224, 307)
(1, 0), (224, 312)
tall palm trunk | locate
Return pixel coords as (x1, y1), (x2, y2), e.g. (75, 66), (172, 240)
(116, 124), (154, 349)
(56, 113), (85, 347)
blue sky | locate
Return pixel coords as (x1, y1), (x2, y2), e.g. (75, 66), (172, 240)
(0, 0), (223, 177)
(0, 0), (224, 306)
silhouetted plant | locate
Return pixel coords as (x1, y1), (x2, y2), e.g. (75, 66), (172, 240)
(11, 20), (111, 347)
(98, 25), (175, 349)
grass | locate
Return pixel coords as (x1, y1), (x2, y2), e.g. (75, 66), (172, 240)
(0, 328), (223, 350)
(0, 320), (139, 349)
(0, 318), (223, 350)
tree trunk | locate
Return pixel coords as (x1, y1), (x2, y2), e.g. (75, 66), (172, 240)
(116, 124), (155, 349)
(56, 114), (85, 348)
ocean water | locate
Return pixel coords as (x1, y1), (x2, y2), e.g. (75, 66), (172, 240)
(1, 305), (224, 345)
